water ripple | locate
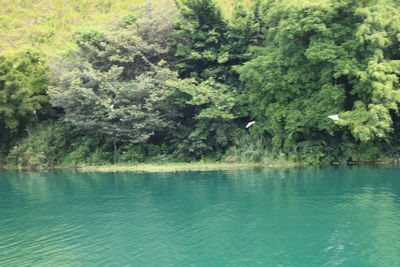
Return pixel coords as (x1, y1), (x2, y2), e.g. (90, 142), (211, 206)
(1, 167), (400, 266)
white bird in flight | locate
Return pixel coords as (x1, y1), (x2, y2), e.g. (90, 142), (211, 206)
(328, 115), (339, 121)
(246, 121), (256, 128)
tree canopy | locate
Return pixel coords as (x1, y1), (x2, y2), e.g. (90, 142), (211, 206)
(2, 0), (400, 167)
(0, 51), (50, 146)
(238, 0), (400, 162)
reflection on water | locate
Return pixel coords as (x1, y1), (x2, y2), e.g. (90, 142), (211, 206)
(0, 166), (400, 266)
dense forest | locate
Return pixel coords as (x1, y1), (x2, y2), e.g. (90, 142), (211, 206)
(1, 0), (400, 168)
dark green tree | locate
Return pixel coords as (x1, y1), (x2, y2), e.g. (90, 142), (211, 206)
(175, 0), (230, 81)
(172, 0), (267, 159)
(175, 0), (265, 83)
(49, 63), (183, 162)
(48, 1), (183, 162)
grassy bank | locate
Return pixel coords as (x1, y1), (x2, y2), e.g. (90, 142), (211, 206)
(76, 161), (398, 173)
(2, 161), (397, 173)
(79, 162), (304, 173)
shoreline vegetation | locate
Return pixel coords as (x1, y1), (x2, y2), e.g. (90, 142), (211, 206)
(1, 162), (303, 172)
(2, 0), (400, 168)
(2, 160), (398, 173)
(68, 161), (400, 172)
(79, 163), (303, 172)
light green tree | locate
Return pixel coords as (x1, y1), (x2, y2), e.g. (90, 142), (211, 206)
(0, 51), (50, 145)
(238, 0), (400, 163)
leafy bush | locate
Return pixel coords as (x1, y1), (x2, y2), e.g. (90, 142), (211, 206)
(7, 121), (71, 169)
(119, 143), (171, 163)
(61, 137), (113, 166)
(6, 120), (114, 168)
(225, 133), (285, 164)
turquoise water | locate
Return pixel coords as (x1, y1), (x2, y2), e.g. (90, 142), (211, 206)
(1, 166), (400, 266)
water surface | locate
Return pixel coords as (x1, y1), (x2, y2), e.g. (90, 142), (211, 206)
(1, 166), (400, 266)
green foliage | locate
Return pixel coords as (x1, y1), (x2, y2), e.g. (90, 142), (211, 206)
(225, 133), (290, 164)
(119, 143), (171, 163)
(238, 0), (400, 163)
(168, 78), (245, 160)
(49, 64), (182, 145)
(175, 0), (263, 84)
(173, 119), (241, 160)
(175, 0), (229, 80)
(7, 121), (72, 169)
(172, 78), (239, 119)
(3, 0), (400, 168)
(0, 50), (51, 143)
(119, 144), (147, 163)
(75, 0), (178, 79)
(171, 0), (265, 160)
(7, 120), (116, 168)
(61, 137), (113, 166)
(48, 1), (183, 162)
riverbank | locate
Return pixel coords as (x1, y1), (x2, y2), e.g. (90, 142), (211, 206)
(3, 160), (396, 173)
(77, 161), (400, 173)
(79, 162), (303, 173)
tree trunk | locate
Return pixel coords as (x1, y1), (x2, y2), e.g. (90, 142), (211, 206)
(113, 139), (118, 164)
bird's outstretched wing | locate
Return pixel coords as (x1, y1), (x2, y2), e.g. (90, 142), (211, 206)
(246, 121), (256, 128)
(328, 115), (339, 121)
